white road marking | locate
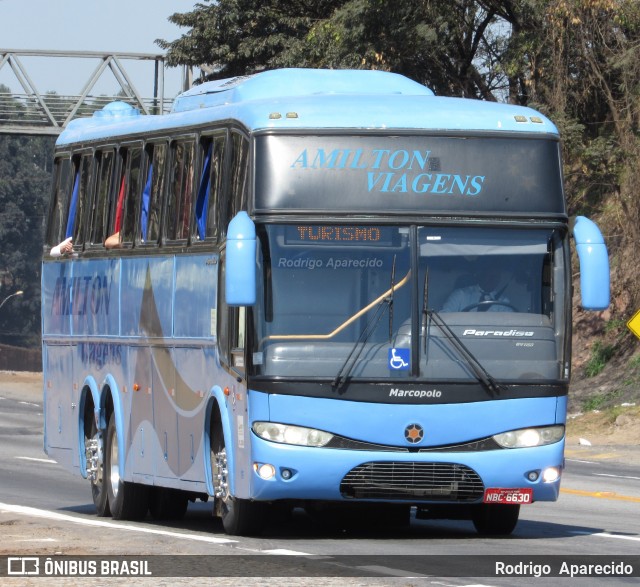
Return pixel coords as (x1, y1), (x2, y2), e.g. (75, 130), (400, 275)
(356, 565), (427, 578)
(594, 473), (640, 481)
(19, 401), (40, 407)
(260, 549), (313, 555)
(15, 456), (57, 464)
(570, 530), (640, 542)
(0, 502), (237, 545)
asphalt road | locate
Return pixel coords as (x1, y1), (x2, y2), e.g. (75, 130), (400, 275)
(1, 376), (639, 587)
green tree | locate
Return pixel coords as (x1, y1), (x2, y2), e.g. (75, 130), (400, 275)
(157, 0), (347, 81)
(159, 0), (525, 101)
(0, 85), (55, 347)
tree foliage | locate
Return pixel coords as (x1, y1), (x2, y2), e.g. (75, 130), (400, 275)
(0, 85), (54, 347)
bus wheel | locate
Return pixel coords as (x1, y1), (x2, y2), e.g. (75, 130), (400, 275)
(105, 413), (149, 520)
(149, 488), (189, 520)
(86, 416), (110, 517)
(472, 504), (520, 536)
(211, 438), (264, 535)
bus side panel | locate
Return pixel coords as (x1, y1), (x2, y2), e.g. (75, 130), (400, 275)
(43, 343), (76, 471)
(152, 346), (179, 479)
(120, 256), (174, 339)
(173, 254), (219, 339)
(173, 253), (219, 483)
(41, 260), (74, 472)
(174, 346), (214, 482)
(42, 261), (72, 337)
(127, 344), (155, 480)
(119, 256), (173, 484)
(70, 259), (120, 337)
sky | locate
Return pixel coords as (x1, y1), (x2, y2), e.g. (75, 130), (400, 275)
(0, 0), (195, 100)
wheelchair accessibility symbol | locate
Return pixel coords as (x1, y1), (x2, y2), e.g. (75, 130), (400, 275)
(388, 348), (410, 371)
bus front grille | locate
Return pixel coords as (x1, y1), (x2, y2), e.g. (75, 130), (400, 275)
(340, 461), (484, 501)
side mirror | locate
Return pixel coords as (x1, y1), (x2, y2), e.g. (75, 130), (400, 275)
(225, 211), (256, 306)
(573, 216), (610, 310)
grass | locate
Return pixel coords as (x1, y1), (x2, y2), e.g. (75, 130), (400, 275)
(584, 340), (617, 378)
(581, 388), (623, 412)
(566, 404), (640, 439)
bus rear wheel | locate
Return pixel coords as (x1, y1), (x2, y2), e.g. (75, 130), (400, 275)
(211, 435), (264, 536)
(105, 413), (149, 520)
(87, 416), (109, 517)
(472, 504), (520, 536)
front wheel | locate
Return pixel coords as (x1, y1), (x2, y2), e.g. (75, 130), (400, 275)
(211, 429), (264, 536)
(472, 504), (520, 535)
(105, 413), (149, 520)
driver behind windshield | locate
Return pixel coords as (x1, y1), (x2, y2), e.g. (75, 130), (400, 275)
(441, 257), (512, 312)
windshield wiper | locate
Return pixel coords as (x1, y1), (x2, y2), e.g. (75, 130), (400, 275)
(421, 267), (429, 353)
(332, 297), (389, 392)
(425, 308), (505, 397)
(388, 255), (396, 342)
(333, 258), (397, 392)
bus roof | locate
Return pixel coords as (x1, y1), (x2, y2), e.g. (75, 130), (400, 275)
(56, 68), (558, 146)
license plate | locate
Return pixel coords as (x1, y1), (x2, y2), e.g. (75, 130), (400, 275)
(483, 488), (533, 504)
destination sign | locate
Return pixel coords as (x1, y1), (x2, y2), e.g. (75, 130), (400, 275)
(284, 225), (397, 246)
(254, 135), (566, 216)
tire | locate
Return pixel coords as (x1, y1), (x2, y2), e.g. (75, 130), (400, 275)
(148, 487), (189, 521)
(211, 424), (264, 536)
(87, 416), (110, 517)
(105, 413), (149, 521)
(472, 504), (520, 536)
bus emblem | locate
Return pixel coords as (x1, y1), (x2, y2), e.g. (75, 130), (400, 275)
(404, 423), (424, 444)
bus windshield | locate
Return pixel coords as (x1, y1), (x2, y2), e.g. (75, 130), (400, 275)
(251, 224), (568, 383)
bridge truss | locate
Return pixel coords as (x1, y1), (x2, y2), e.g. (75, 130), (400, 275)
(0, 49), (186, 136)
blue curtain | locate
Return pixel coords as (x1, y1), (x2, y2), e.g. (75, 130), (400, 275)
(65, 170), (80, 239)
(140, 163), (153, 240)
(195, 143), (212, 240)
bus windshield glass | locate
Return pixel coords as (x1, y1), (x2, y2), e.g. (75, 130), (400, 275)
(251, 224), (568, 383)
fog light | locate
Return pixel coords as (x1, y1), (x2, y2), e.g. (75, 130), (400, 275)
(254, 463), (276, 480)
(542, 466), (561, 483)
(527, 470), (540, 482)
(281, 468), (292, 480)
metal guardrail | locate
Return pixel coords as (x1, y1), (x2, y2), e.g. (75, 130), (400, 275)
(0, 49), (182, 136)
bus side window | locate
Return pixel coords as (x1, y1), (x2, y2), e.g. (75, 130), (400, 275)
(46, 157), (73, 251)
(219, 132), (248, 238)
(140, 142), (167, 244)
(217, 255), (246, 375)
(65, 153), (93, 249)
(166, 139), (195, 241)
(194, 134), (226, 242)
(120, 146), (142, 245)
(89, 149), (115, 247)
(230, 306), (246, 371)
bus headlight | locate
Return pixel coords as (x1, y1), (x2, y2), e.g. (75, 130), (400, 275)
(493, 425), (564, 448)
(252, 422), (334, 447)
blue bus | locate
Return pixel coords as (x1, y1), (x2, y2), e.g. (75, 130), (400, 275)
(42, 68), (610, 536)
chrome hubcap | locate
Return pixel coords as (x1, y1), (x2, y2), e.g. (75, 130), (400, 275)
(85, 431), (104, 485)
(212, 447), (229, 501)
(109, 433), (120, 498)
